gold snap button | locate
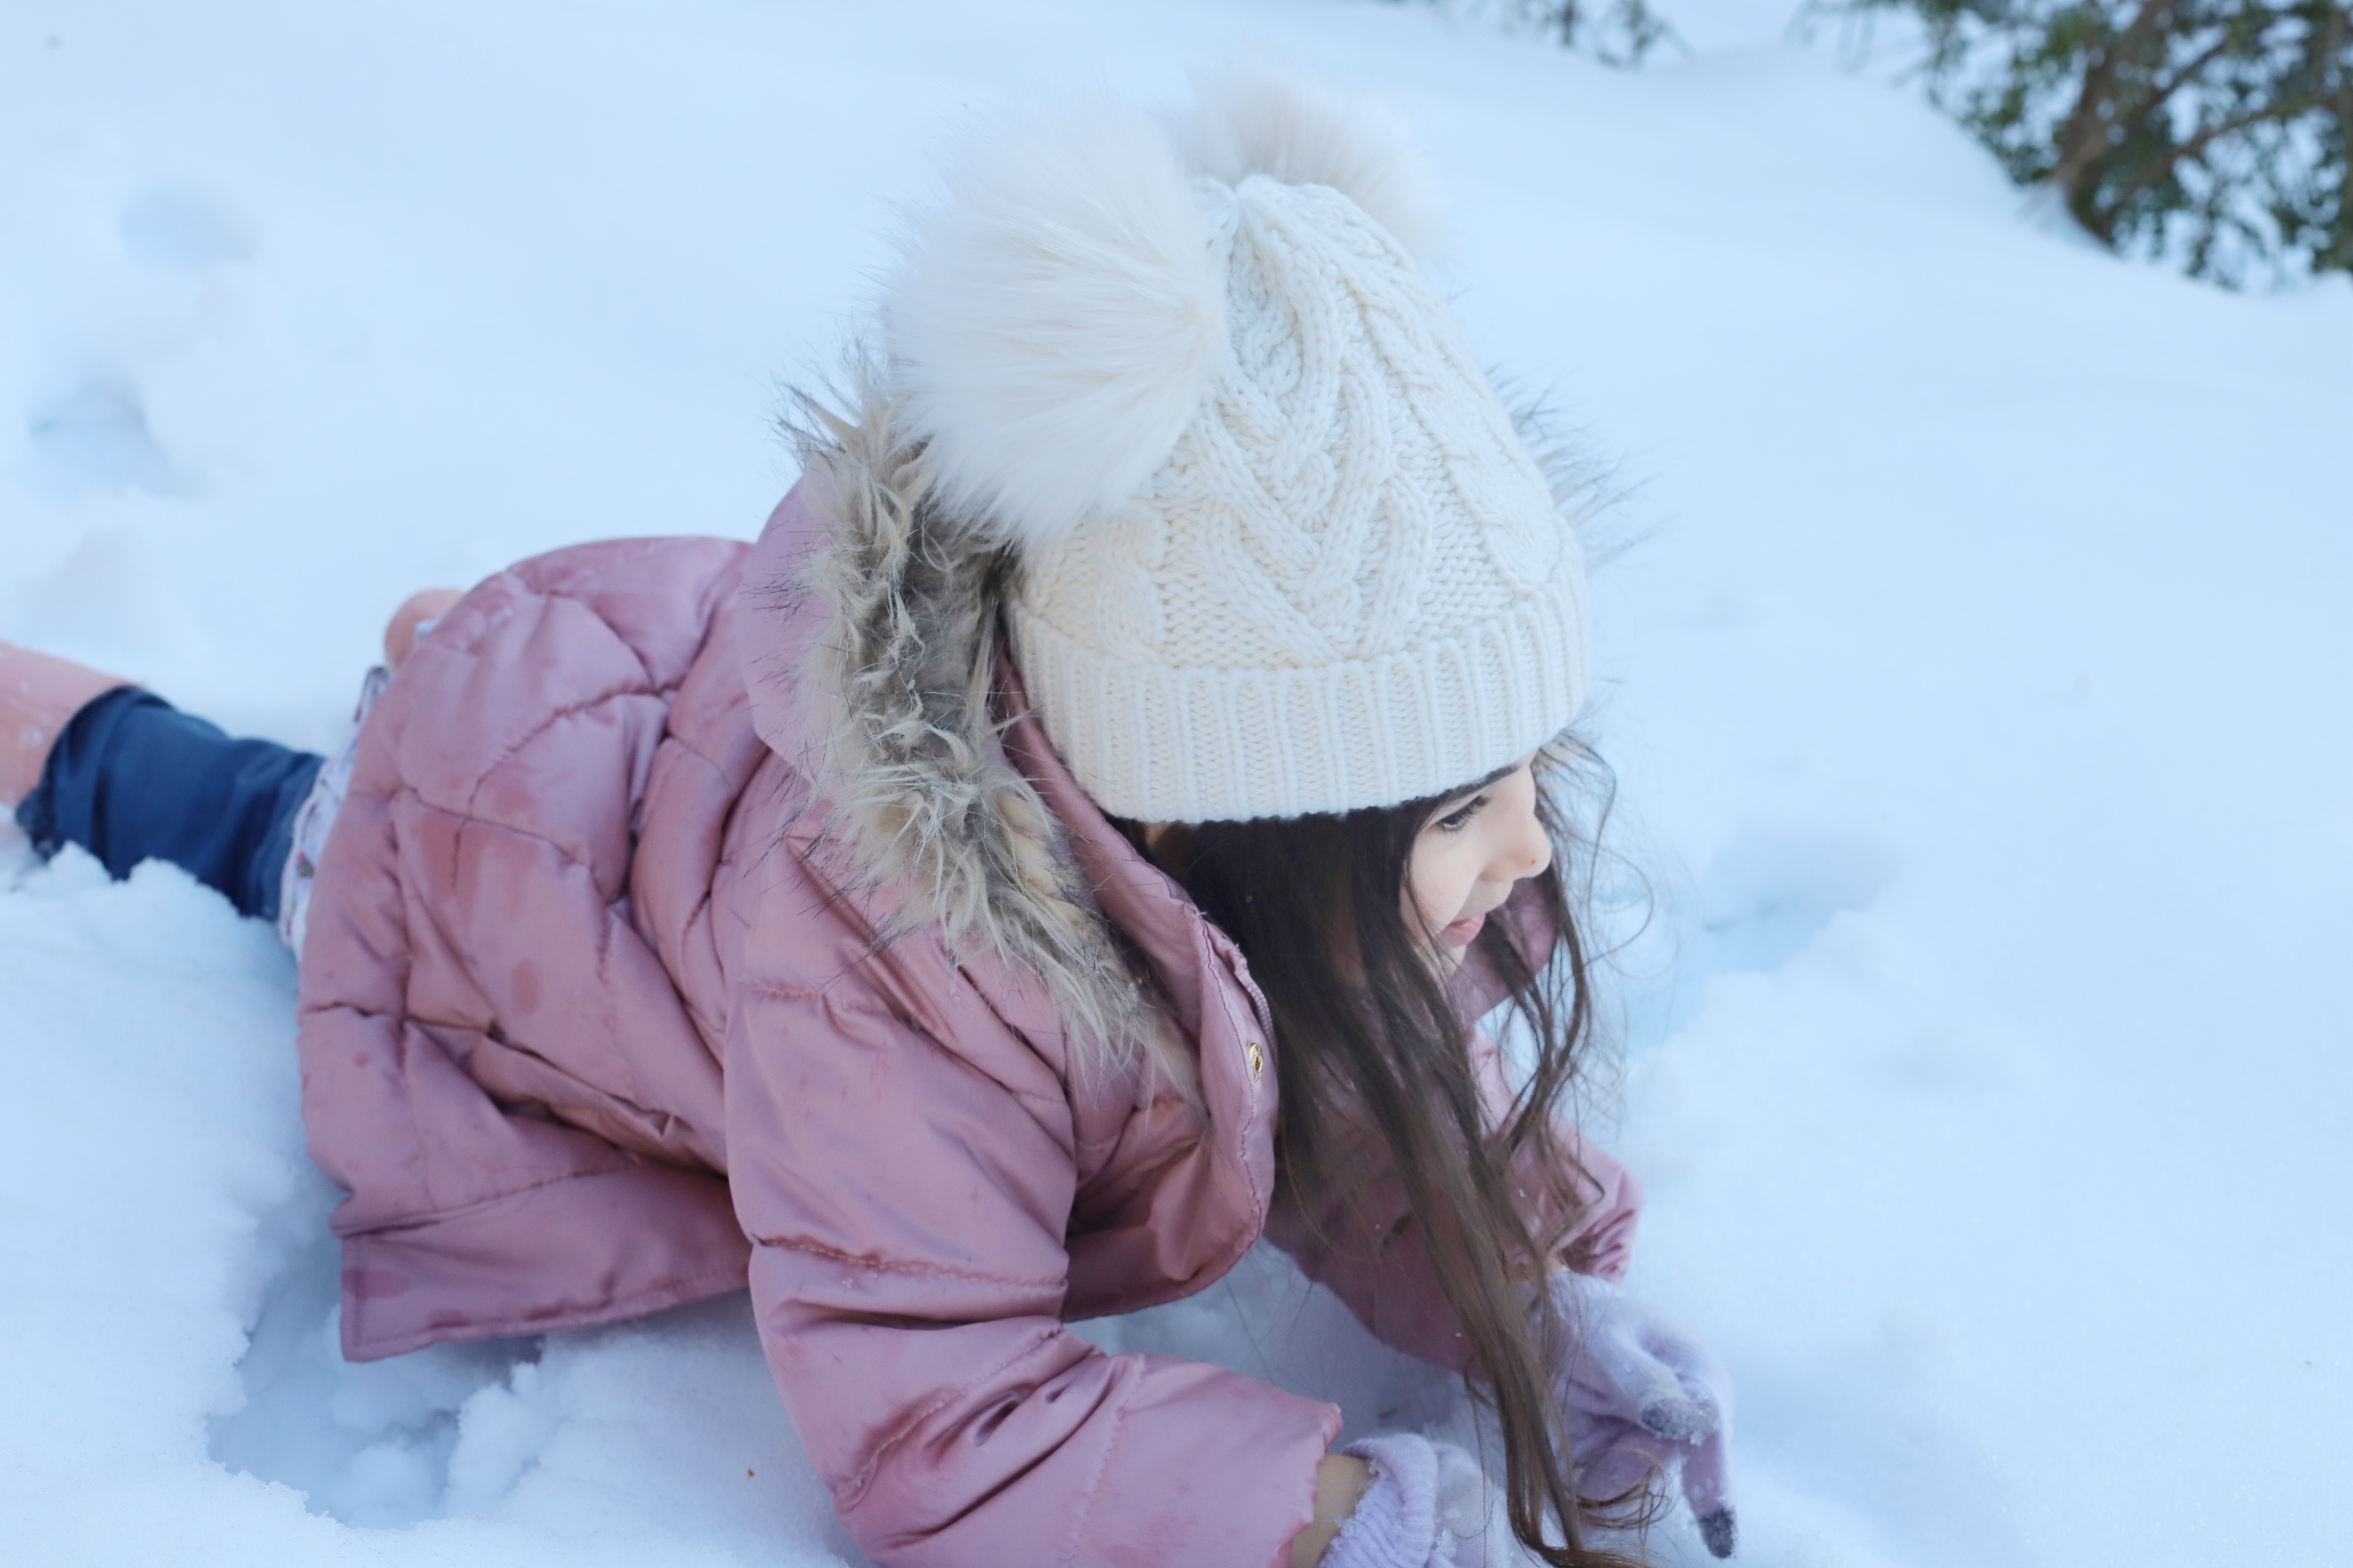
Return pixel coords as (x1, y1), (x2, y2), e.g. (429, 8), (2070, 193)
(1245, 1041), (1264, 1081)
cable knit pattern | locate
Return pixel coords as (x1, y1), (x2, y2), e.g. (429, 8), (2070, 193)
(1010, 171), (1586, 822)
(888, 64), (1590, 824)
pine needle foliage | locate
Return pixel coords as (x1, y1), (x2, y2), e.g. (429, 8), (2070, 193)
(1540, 0), (1683, 64)
(1857, 0), (2353, 283)
(1395, 0), (1686, 68)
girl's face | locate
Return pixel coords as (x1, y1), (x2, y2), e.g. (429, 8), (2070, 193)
(1407, 757), (1551, 972)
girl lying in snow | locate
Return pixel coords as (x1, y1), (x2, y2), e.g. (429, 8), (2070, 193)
(0, 66), (1733, 1568)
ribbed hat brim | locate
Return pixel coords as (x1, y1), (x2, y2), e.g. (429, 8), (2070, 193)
(1011, 554), (1589, 823)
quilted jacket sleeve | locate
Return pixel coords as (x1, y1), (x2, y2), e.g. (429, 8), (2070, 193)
(725, 955), (1339, 1568)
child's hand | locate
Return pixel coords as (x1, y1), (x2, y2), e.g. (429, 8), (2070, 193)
(1547, 1271), (1737, 1558)
(1315, 1434), (1520, 1568)
(1290, 1453), (1374, 1568)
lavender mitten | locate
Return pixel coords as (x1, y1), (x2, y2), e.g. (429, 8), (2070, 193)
(1319, 1434), (1524, 1568)
(1548, 1271), (1737, 1557)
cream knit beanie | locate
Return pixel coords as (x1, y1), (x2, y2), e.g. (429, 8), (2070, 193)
(887, 64), (1588, 823)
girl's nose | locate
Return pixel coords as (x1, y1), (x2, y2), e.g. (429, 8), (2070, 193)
(1497, 812), (1552, 884)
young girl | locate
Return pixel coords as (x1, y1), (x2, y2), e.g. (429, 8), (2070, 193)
(2, 66), (1733, 1568)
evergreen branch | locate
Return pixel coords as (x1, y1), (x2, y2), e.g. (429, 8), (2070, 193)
(2149, 25), (2253, 104)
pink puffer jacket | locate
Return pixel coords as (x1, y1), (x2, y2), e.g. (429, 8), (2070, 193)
(297, 435), (1640, 1567)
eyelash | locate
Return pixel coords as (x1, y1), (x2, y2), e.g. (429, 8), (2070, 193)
(1432, 795), (1489, 834)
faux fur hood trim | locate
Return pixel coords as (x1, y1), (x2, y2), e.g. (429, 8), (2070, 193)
(780, 359), (1163, 1084)
(776, 356), (1602, 1087)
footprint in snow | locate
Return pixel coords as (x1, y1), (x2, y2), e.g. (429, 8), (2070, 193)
(25, 380), (178, 499)
(1625, 825), (1898, 1050)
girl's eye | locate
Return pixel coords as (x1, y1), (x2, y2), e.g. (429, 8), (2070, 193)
(1432, 795), (1488, 834)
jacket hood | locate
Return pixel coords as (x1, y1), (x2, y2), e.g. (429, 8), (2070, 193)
(746, 356), (1598, 1083)
(748, 357), (1160, 1081)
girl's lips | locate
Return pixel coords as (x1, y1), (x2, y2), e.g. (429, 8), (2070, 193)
(1439, 910), (1486, 947)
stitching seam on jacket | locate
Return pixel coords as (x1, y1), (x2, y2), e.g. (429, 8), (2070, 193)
(741, 980), (1076, 1127)
(1060, 1367), (1137, 1568)
(834, 1321), (1068, 1510)
(752, 1234), (1065, 1291)
(337, 1153), (656, 1234)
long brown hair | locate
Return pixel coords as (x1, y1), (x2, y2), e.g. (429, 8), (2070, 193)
(1133, 743), (1653, 1566)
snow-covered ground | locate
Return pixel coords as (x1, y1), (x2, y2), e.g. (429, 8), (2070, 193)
(4, 2), (2348, 1564)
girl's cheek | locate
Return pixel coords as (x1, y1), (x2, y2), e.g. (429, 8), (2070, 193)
(1403, 848), (1439, 932)
(1407, 842), (1474, 929)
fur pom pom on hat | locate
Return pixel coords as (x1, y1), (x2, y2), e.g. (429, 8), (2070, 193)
(889, 98), (1230, 550)
(884, 63), (1589, 823)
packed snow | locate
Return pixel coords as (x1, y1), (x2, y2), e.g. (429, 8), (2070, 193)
(3, 1), (2347, 1565)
